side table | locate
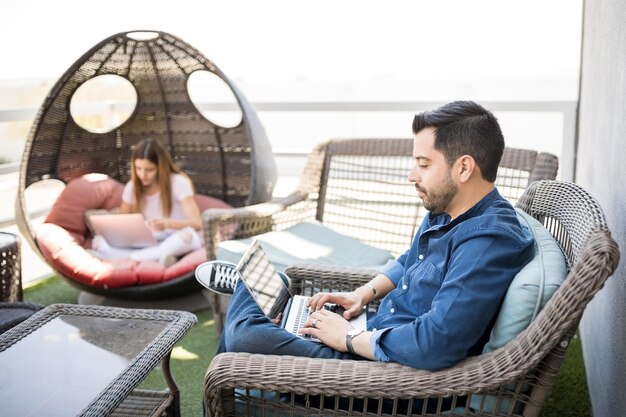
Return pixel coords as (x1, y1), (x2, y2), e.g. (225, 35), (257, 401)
(0, 303), (197, 416)
(0, 231), (22, 302)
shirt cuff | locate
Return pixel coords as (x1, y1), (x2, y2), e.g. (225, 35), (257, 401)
(380, 259), (404, 286)
(370, 328), (392, 362)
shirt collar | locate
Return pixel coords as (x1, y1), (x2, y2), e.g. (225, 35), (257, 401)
(427, 188), (501, 227)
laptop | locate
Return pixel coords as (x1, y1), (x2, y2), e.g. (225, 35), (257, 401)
(88, 213), (158, 248)
(235, 240), (368, 340)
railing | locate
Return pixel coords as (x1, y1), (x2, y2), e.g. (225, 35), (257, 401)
(0, 161), (19, 175)
(0, 99), (578, 228)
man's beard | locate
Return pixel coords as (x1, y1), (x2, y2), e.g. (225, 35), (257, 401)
(416, 173), (457, 214)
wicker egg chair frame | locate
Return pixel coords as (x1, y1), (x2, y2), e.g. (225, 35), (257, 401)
(15, 30), (277, 300)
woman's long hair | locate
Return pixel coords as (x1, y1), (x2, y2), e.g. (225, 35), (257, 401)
(129, 139), (191, 217)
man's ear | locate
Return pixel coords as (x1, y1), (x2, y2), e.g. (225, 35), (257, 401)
(456, 155), (476, 183)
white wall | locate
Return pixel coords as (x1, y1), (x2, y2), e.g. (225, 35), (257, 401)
(577, 1), (626, 416)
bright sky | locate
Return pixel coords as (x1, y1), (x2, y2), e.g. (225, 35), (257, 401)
(0, 0), (583, 85)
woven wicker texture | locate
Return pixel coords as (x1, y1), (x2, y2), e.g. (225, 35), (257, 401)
(0, 303), (196, 417)
(204, 138), (559, 334)
(0, 301), (43, 333)
(203, 180), (619, 417)
(0, 232), (22, 302)
(109, 389), (173, 417)
(15, 30), (276, 299)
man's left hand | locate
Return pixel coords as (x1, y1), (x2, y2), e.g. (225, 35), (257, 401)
(299, 309), (353, 351)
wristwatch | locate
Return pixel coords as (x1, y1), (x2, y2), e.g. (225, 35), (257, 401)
(345, 329), (365, 354)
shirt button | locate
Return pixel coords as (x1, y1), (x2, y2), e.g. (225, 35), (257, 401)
(402, 285), (407, 290)
(390, 308), (395, 313)
(418, 254), (424, 260)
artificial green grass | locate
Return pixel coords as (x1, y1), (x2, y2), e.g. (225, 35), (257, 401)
(24, 275), (592, 417)
(541, 334), (592, 417)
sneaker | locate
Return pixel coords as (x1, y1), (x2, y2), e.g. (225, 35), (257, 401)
(195, 261), (240, 295)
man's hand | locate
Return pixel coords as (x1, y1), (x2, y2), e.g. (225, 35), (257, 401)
(270, 312), (283, 325)
(299, 309), (353, 351)
(307, 291), (366, 320)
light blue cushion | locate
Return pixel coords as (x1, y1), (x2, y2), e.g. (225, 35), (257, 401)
(469, 208), (568, 413)
(217, 220), (394, 272)
(484, 208), (568, 352)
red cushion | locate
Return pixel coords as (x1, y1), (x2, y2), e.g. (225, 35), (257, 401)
(44, 174), (124, 244)
(36, 174), (232, 288)
(36, 223), (138, 288)
(195, 194), (238, 240)
(195, 194), (232, 211)
(165, 248), (207, 280)
(135, 260), (166, 285)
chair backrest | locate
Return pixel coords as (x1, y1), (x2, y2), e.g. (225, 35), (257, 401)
(471, 180), (620, 416)
(306, 138), (558, 257)
(16, 30), (276, 253)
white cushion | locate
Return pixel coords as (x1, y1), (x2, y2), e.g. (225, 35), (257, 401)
(217, 220), (394, 272)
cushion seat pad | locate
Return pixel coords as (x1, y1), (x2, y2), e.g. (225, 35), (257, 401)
(217, 220), (394, 272)
(36, 174), (230, 288)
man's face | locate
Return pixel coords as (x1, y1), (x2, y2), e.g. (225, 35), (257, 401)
(408, 128), (458, 214)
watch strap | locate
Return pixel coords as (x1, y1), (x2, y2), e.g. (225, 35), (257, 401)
(364, 284), (377, 296)
(346, 330), (364, 354)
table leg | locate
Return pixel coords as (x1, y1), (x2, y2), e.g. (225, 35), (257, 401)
(162, 352), (181, 417)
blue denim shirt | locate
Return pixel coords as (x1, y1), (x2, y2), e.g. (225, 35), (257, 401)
(368, 188), (534, 371)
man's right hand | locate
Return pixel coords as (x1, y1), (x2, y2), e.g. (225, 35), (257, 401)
(307, 291), (366, 320)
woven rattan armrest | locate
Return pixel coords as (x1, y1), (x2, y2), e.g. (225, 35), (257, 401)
(202, 191), (310, 260)
(204, 339), (544, 417)
(285, 263), (380, 294)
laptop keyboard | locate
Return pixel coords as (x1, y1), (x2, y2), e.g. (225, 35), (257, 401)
(292, 297), (312, 338)
(291, 298), (342, 339)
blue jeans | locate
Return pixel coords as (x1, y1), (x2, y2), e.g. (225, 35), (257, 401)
(216, 281), (361, 360)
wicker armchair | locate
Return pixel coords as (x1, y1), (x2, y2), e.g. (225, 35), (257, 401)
(204, 180), (619, 417)
(204, 138), (559, 333)
(16, 30), (276, 300)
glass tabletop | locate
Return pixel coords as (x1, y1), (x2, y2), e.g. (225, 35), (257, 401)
(0, 314), (169, 416)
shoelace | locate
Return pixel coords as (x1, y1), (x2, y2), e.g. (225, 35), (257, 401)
(213, 264), (239, 290)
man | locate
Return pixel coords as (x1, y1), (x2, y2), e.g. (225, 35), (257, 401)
(197, 100), (534, 371)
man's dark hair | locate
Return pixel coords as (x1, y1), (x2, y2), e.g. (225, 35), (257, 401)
(412, 101), (504, 182)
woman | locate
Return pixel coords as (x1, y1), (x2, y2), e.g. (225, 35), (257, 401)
(92, 139), (203, 265)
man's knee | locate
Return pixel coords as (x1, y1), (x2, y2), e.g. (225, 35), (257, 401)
(224, 314), (275, 353)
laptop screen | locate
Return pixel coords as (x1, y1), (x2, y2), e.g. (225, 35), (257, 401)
(88, 213), (157, 248)
(236, 240), (292, 319)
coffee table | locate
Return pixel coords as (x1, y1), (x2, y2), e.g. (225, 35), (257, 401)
(0, 303), (197, 416)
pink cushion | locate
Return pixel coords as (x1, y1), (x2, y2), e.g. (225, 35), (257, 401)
(36, 174), (232, 288)
(165, 249), (207, 280)
(195, 194), (232, 211)
(37, 223), (138, 288)
(194, 194), (238, 240)
(135, 260), (166, 285)
(44, 174), (124, 244)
